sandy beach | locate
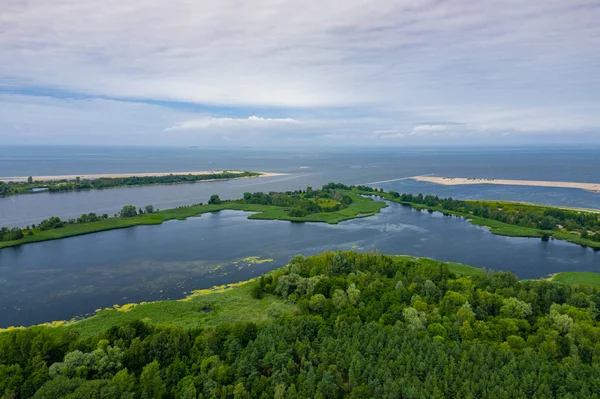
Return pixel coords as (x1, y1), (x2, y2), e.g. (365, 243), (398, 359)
(413, 176), (600, 193)
(0, 171), (284, 183)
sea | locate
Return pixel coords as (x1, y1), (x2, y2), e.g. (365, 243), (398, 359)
(1, 145), (600, 227)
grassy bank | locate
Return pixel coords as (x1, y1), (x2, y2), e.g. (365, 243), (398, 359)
(71, 281), (299, 339)
(0, 255), (503, 335)
(0, 191), (386, 249)
(64, 262), (600, 338)
(552, 272), (600, 288)
(3, 254), (598, 337)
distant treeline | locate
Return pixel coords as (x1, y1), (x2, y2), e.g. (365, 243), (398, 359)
(3, 251), (600, 397)
(0, 206), (154, 243)
(0, 171), (260, 196)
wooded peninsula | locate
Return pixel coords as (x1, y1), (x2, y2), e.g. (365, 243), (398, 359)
(0, 171), (263, 196)
(2, 251), (600, 398)
(357, 187), (600, 249)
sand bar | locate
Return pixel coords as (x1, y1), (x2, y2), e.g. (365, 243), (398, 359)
(413, 176), (600, 193)
(0, 171), (284, 183)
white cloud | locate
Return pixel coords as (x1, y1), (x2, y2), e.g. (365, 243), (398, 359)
(166, 116), (300, 131)
(412, 125), (448, 132)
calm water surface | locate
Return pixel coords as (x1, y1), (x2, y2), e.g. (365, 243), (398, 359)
(1, 201), (599, 327)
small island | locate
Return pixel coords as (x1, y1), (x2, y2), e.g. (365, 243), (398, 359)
(0, 170), (278, 196)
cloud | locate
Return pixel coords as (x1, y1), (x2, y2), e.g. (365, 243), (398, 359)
(1, 0), (599, 144)
(412, 125), (448, 132)
(373, 124), (451, 139)
(166, 116), (300, 131)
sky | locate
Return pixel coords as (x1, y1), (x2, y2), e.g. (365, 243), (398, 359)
(1, 0), (599, 147)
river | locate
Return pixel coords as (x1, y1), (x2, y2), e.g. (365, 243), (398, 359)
(1, 200), (599, 328)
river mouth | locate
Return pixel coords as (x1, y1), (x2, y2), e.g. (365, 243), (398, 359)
(1, 201), (599, 328)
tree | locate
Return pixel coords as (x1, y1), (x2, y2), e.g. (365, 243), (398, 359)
(309, 294), (327, 313)
(38, 216), (64, 231)
(119, 205), (137, 218)
(140, 361), (166, 399)
(332, 289), (348, 310)
(456, 302), (476, 325)
(32, 376), (81, 398)
(27, 176), (33, 184)
(403, 307), (426, 331)
(179, 380), (197, 399)
(500, 297), (532, 319)
(346, 283), (361, 305)
(234, 382), (250, 399)
(145, 205), (154, 214)
(208, 194), (222, 205)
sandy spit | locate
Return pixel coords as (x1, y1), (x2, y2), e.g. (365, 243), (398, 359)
(413, 176), (600, 193)
(1, 171), (285, 183)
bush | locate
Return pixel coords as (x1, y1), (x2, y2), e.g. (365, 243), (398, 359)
(208, 195), (222, 205)
(119, 205), (137, 218)
(39, 216), (64, 230)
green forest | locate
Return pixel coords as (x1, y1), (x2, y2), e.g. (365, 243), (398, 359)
(2, 251), (600, 398)
(0, 171), (260, 197)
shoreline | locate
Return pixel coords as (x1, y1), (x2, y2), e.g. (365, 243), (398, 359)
(413, 176), (600, 193)
(0, 170), (284, 183)
(2, 255), (600, 333)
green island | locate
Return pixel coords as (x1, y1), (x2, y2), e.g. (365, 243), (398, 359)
(2, 251), (600, 398)
(0, 183), (387, 249)
(2, 182), (600, 250)
(0, 171), (262, 197)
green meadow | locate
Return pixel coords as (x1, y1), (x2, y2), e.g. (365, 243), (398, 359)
(69, 281), (299, 339)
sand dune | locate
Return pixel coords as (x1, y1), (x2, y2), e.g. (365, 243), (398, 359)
(1, 171), (284, 183)
(413, 176), (600, 193)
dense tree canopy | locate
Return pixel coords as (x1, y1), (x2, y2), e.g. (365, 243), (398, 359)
(240, 185), (353, 217)
(2, 251), (600, 398)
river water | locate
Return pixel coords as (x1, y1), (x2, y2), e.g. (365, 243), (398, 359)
(1, 200), (599, 328)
